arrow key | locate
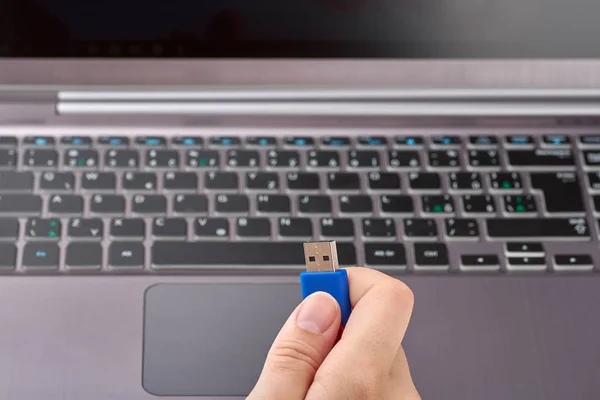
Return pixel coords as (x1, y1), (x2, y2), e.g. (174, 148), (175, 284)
(109, 242), (145, 269)
(460, 255), (500, 271)
(68, 218), (104, 239)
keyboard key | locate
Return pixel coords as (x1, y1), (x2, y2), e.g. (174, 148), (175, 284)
(307, 151), (340, 169)
(0, 149), (17, 168)
(186, 150), (219, 168)
(23, 149), (57, 168)
(490, 172), (522, 190)
(90, 194), (125, 214)
(368, 172), (400, 190)
(506, 136), (533, 146)
(67, 218), (104, 239)
(506, 242), (544, 254)
(173, 194), (208, 214)
(408, 172), (441, 190)
(321, 137), (351, 147)
(298, 195), (332, 213)
(257, 194), (291, 213)
(340, 195), (373, 213)
(236, 218), (271, 238)
(0, 172), (34, 191)
(64, 149), (98, 168)
(445, 218), (479, 238)
(152, 218), (187, 238)
(123, 172), (156, 191)
(357, 136), (387, 146)
(284, 136), (314, 147)
(286, 172), (320, 190)
(543, 135), (570, 145)
(404, 219), (438, 238)
(388, 150), (420, 169)
(0, 194), (41, 215)
(61, 136), (92, 146)
(66, 243), (103, 269)
(531, 172), (584, 213)
(110, 218), (146, 238)
(22, 243), (59, 269)
(395, 136), (423, 147)
(98, 136), (129, 146)
(380, 195), (414, 213)
(0, 137), (17, 146)
(227, 150), (260, 168)
(422, 195), (454, 214)
(362, 218), (396, 238)
(215, 194), (249, 213)
(205, 171), (238, 190)
(109, 242), (145, 268)
(151, 242), (357, 267)
(24, 136), (55, 146)
(507, 149), (575, 167)
(593, 196), (600, 212)
(428, 150), (461, 168)
(278, 218), (313, 238)
(194, 218), (229, 238)
(246, 172), (279, 191)
(210, 136), (240, 147)
(462, 195), (496, 213)
(507, 257), (546, 269)
(348, 151), (380, 168)
(0, 244), (16, 268)
(0, 218), (19, 239)
(320, 218), (355, 238)
(80, 172), (116, 191)
(487, 218), (589, 238)
(449, 172), (482, 191)
(327, 172), (360, 190)
(468, 150), (500, 168)
(364, 243), (406, 266)
(41, 172), (75, 191)
(48, 194), (84, 214)
(164, 172), (198, 191)
(468, 136), (498, 146)
(267, 150), (300, 169)
(131, 194), (167, 214)
(246, 136), (276, 147)
(171, 136), (204, 147)
(503, 195), (537, 214)
(136, 136), (166, 147)
(461, 255), (499, 268)
(554, 255), (593, 270)
(414, 243), (449, 267)
(146, 150), (180, 168)
(432, 136), (461, 146)
(105, 149), (139, 168)
(580, 135), (600, 146)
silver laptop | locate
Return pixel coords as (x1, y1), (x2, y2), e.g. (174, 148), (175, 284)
(2, 1), (600, 399)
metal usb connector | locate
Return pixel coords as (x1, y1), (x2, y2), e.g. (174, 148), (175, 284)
(303, 241), (340, 272)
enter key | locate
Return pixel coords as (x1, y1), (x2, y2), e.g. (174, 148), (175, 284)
(531, 172), (585, 214)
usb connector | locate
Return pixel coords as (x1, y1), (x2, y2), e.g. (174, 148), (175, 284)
(303, 241), (339, 272)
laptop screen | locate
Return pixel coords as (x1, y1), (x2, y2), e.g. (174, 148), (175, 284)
(1, 0), (600, 58)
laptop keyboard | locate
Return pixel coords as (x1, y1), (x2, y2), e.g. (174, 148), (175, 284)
(0, 133), (598, 274)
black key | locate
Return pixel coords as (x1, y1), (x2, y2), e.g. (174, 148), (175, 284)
(23, 149), (57, 168)
(227, 150), (260, 168)
(404, 219), (438, 238)
(461, 255), (499, 267)
(428, 150), (461, 168)
(422, 195), (454, 214)
(487, 218), (589, 238)
(503, 195), (537, 214)
(388, 151), (421, 169)
(40, 172), (75, 191)
(194, 217), (229, 238)
(90, 194), (125, 214)
(64, 149), (98, 168)
(432, 136), (461, 146)
(0, 149), (17, 168)
(506, 242), (544, 254)
(468, 150), (500, 168)
(593, 196), (600, 212)
(215, 194), (249, 213)
(368, 172), (400, 190)
(0, 218), (19, 239)
(408, 172), (441, 190)
(287, 172), (320, 190)
(0, 172), (34, 191)
(588, 173), (600, 190)
(173, 194), (208, 214)
(164, 172), (198, 191)
(584, 150), (600, 167)
(0, 137), (17, 146)
(380, 195), (414, 213)
(320, 218), (355, 238)
(66, 243), (103, 269)
(67, 218), (104, 239)
(580, 136), (600, 146)
(22, 243), (59, 269)
(508, 149), (574, 167)
(364, 243), (406, 266)
(490, 172), (522, 190)
(340, 195), (373, 213)
(146, 150), (180, 168)
(395, 136), (423, 147)
(445, 218), (479, 238)
(110, 218), (146, 238)
(210, 137), (241, 147)
(122, 172), (157, 191)
(348, 150), (380, 168)
(0, 195), (42, 214)
(171, 136), (204, 147)
(358, 136), (387, 146)
(26, 218), (61, 239)
(246, 136), (276, 147)
(186, 150), (220, 168)
(81, 172), (116, 191)
(506, 136), (533, 146)
(0, 243), (16, 268)
(298, 195), (332, 213)
(24, 136), (55, 146)
(246, 172), (279, 191)
(109, 242), (145, 268)
(48, 194), (84, 214)
(307, 150), (340, 169)
(554, 255), (593, 267)
(449, 172), (482, 191)
(267, 150), (300, 169)
(278, 218), (313, 238)
(257, 194), (291, 213)
(462, 195), (496, 213)
(328, 172), (360, 190)
(321, 137), (351, 147)
(531, 172), (585, 213)
(136, 136), (166, 147)
(236, 218), (271, 238)
(105, 149), (139, 168)
(131, 194), (167, 214)
(152, 218), (187, 238)
(152, 242), (357, 267)
(362, 218), (396, 238)
(543, 135), (570, 145)
(205, 171), (238, 190)
(98, 136), (129, 146)
(59, 136), (91, 146)
(508, 257), (546, 267)
(414, 243), (449, 266)
(284, 136), (314, 147)
(468, 136), (498, 146)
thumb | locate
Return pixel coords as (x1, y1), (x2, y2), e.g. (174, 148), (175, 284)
(249, 292), (341, 400)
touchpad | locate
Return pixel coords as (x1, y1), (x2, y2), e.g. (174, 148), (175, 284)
(142, 283), (300, 397)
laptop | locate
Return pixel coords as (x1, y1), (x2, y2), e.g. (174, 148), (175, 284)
(2, 1), (600, 399)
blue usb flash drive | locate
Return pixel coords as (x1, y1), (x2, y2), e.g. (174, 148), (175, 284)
(301, 241), (352, 327)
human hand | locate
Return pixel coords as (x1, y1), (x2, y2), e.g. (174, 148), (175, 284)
(248, 267), (420, 399)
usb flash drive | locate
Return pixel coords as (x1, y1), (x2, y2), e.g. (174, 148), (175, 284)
(301, 241), (352, 327)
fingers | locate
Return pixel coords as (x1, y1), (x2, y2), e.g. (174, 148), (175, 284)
(307, 268), (415, 399)
(248, 292), (341, 400)
(390, 346), (422, 399)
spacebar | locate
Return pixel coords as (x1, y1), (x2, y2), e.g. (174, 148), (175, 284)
(152, 242), (357, 268)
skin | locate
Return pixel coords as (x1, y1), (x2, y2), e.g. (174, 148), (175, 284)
(248, 267), (421, 400)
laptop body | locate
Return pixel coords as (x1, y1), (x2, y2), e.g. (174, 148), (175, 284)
(2, 1), (600, 399)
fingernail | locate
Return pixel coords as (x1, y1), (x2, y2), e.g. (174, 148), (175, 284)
(296, 292), (338, 334)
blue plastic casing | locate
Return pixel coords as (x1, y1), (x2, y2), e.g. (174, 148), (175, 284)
(300, 269), (351, 327)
